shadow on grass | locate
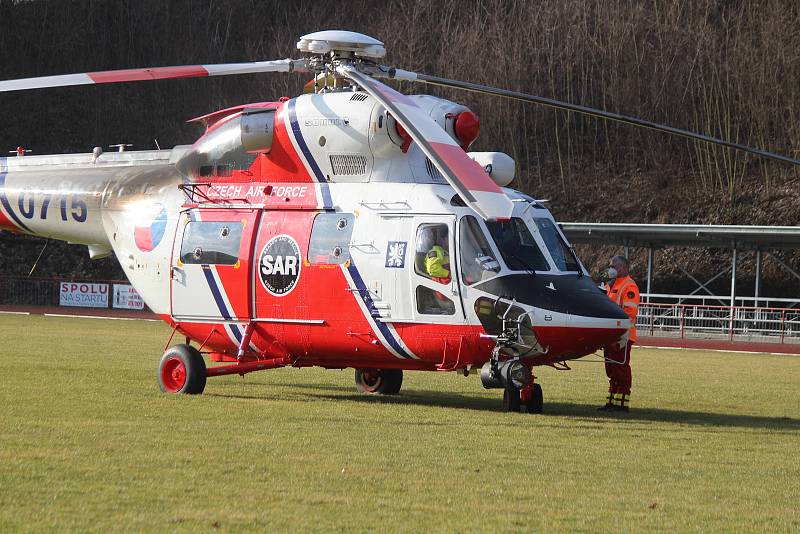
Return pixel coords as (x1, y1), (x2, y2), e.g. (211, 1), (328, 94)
(205, 381), (800, 431)
(544, 402), (800, 432)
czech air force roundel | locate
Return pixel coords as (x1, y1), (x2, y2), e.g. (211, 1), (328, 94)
(258, 234), (301, 296)
(134, 204), (167, 252)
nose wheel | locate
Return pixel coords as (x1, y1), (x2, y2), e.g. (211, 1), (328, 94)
(502, 382), (543, 413)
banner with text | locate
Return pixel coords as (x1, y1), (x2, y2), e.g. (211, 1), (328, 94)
(59, 282), (109, 308)
(112, 284), (145, 310)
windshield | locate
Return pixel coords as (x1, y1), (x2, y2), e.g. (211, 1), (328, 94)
(534, 217), (580, 271)
(486, 218), (550, 272)
(459, 216), (500, 285)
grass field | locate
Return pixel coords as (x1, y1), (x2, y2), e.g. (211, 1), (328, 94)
(1, 315), (799, 532)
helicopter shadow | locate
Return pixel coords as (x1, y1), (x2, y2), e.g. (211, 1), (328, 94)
(205, 381), (800, 432)
(290, 384), (800, 432)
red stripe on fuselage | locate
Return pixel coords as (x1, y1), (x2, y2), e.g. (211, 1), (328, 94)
(429, 142), (502, 193)
(88, 66), (209, 83)
(259, 103), (316, 183)
(0, 206), (20, 233)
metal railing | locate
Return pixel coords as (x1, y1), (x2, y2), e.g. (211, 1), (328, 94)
(637, 303), (800, 345)
(641, 292), (800, 309)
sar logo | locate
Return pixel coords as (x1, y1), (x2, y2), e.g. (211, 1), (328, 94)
(258, 234), (301, 296)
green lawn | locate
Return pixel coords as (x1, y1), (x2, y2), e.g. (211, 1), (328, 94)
(1, 315), (798, 532)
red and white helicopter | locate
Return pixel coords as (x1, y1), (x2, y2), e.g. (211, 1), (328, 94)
(1, 31), (798, 412)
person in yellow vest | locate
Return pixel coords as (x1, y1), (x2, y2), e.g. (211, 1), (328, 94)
(425, 228), (451, 285)
(599, 255), (640, 411)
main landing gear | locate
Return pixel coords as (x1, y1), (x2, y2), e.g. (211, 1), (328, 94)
(157, 340), (294, 395)
(158, 344), (207, 394)
(354, 368), (403, 395)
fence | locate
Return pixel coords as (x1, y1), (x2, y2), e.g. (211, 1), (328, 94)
(642, 292), (800, 309)
(637, 303), (800, 346)
(0, 275), (149, 313)
(3, 276), (800, 346)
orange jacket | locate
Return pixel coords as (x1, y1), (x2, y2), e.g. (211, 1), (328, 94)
(606, 275), (640, 342)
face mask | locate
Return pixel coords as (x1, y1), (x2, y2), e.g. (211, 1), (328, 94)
(607, 267), (618, 279)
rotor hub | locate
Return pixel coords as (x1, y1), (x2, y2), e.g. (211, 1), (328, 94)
(297, 30), (386, 60)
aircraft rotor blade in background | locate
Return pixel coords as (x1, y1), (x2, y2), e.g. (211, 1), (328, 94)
(379, 68), (800, 167)
(337, 64), (513, 221)
(0, 59), (308, 92)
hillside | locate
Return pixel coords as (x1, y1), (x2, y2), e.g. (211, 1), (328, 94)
(1, 0), (798, 296)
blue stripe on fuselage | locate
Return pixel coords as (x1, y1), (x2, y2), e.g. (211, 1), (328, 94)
(286, 99), (333, 209)
(201, 267), (232, 321)
(346, 261), (412, 359)
(200, 266), (243, 342)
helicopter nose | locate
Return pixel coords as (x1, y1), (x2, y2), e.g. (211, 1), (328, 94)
(473, 273), (631, 359)
(533, 310), (629, 360)
(529, 277), (632, 358)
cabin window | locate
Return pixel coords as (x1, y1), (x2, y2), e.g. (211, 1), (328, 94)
(180, 221), (243, 265)
(308, 213), (355, 265)
(414, 223), (451, 283)
(459, 216), (500, 285)
(485, 218), (550, 272)
(534, 217), (580, 272)
(416, 286), (455, 315)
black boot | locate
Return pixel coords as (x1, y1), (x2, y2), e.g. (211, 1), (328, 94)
(598, 392), (615, 411)
(613, 393), (630, 412)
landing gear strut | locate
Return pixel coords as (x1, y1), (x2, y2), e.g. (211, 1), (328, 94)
(481, 296), (547, 413)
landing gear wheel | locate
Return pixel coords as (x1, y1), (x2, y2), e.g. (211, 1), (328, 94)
(502, 388), (521, 412)
(158, 344), (206, 394)
(355, 368), (403, 395)
(525, 383), (543, 414)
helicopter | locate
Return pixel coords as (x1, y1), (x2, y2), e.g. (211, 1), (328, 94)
(1, 30), (798, 413)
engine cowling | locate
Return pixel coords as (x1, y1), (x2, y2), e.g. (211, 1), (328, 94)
(241, 108), (275, 153)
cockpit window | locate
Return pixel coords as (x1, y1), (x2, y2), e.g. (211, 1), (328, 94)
(459, 216), (500, 285)
(534, 217), (580, 272)
(486, 218), (550, 272)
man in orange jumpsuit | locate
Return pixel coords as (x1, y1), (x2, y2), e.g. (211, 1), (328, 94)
(600, 255), (640, 412)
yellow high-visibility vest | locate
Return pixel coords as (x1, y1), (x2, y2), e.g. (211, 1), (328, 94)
(425, 245), (450, 278)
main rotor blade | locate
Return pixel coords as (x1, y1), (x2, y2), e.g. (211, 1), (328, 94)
(381, 69), (800, 167)
(337, 64), (513, 221)
(0, 59), (307, 92)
